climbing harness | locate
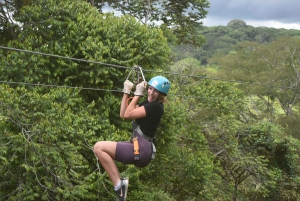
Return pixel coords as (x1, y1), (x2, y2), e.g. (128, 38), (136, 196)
(131, 121), (156, 163)
(125, 66), (146, 106)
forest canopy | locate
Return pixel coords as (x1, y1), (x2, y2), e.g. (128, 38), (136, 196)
(0, 0), (300, 201)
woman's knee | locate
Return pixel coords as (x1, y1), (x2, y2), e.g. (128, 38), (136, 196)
(93, 141), (117, 158)
(94, 141), (104, 155)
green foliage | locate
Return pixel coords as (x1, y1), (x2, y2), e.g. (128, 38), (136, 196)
(167, 21), (300, 201)
(1, 0), (170, 92)
(238, 122), (300, 201)
(214, 37), (300, 120)
(0, 0), (22, 44)
(0, 84), (108, 200)
(96, 0), (210, 46)
(1, 1), (300, 200)
(277, 113), (300, 138)
(197, 23), (300, 61)
(170, 72), (246, 200)
(0, 0), (171, 133)
(227, 19), (247, 29)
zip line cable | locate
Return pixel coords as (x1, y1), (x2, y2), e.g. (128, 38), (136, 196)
(0, 80), (122, 92)
(0, 45), (130, 70)
(0, 45), (298, 90)
(0, 45), (275, 131)
(0, 46), (297, 104)
(1, 80), (291, 113)
(0, 80), (261, 105)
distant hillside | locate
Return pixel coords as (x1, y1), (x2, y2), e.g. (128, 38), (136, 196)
(170, 19), (300, 65)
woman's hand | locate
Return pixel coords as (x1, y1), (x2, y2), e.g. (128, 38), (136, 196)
(123, 80), (134, 94)
(134, 81), (147, 96)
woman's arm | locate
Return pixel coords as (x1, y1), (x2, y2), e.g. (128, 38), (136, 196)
(119, 93), (129, 118)
(123, 96), (146, 120)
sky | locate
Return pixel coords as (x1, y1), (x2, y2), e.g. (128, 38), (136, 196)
(202, 0), (300, 29)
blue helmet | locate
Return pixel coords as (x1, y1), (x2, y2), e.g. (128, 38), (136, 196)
(148, 76), (171, 95)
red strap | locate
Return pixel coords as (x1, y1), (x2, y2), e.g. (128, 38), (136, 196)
(127, 97), (133, 106)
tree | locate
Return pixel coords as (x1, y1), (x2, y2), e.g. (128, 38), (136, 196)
(0, 0), (18, 43)
(0, 0), (171, 127)
(237, 123), (300, 201)
(91, 0), (210, 46)
(227, 19), (247, 29)
(0, 0), (176, 200)
(0, 84), (106, 200)
(215, 37), (300, 118)
(169, 59), (299, 200)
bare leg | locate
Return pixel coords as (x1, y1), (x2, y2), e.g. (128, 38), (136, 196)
(94, 141), (120, 186)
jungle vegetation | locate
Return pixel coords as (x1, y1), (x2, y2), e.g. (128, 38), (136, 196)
(1, 0), (300, 200)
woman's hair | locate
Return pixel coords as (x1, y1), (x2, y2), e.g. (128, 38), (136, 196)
(158, 93), (168, 103)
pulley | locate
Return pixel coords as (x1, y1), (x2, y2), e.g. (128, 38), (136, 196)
(126, 66), (145, 106)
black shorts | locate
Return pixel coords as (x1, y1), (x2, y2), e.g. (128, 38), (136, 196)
(115, 134), (153, 168)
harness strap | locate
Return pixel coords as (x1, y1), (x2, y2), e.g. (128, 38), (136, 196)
(132, 121), (154, 142)
(151, 143), (156, 159)
(134, 125), (153, 142)
(131, 121), (156, 162)
(132, 137), (140, 161)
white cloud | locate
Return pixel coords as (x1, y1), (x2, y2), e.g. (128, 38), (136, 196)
(203, 0), (300, 30)
(202, 18), (300, 30)
(247, 20), (300, 30)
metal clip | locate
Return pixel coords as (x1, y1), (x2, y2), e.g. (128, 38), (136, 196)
(125, 66), (146, 106)
(126, 66), (145, 84)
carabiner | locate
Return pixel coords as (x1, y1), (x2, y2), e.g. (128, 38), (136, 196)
(125, 66), (146, 106)
(126, 66), (145, 84)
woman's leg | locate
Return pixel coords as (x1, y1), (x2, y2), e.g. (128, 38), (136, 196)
(93, 141), (120, 186)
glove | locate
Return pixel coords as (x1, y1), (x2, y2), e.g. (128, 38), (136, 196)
(134, 81), (147, 96)
(123, 80), (134, 94)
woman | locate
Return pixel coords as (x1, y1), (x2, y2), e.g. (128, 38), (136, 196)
(93, 76), (171, 201)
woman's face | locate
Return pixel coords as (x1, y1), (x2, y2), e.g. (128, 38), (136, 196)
(147, 86), (160, 102)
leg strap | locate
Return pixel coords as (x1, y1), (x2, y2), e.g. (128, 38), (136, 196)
(132, 137), (140, 161)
